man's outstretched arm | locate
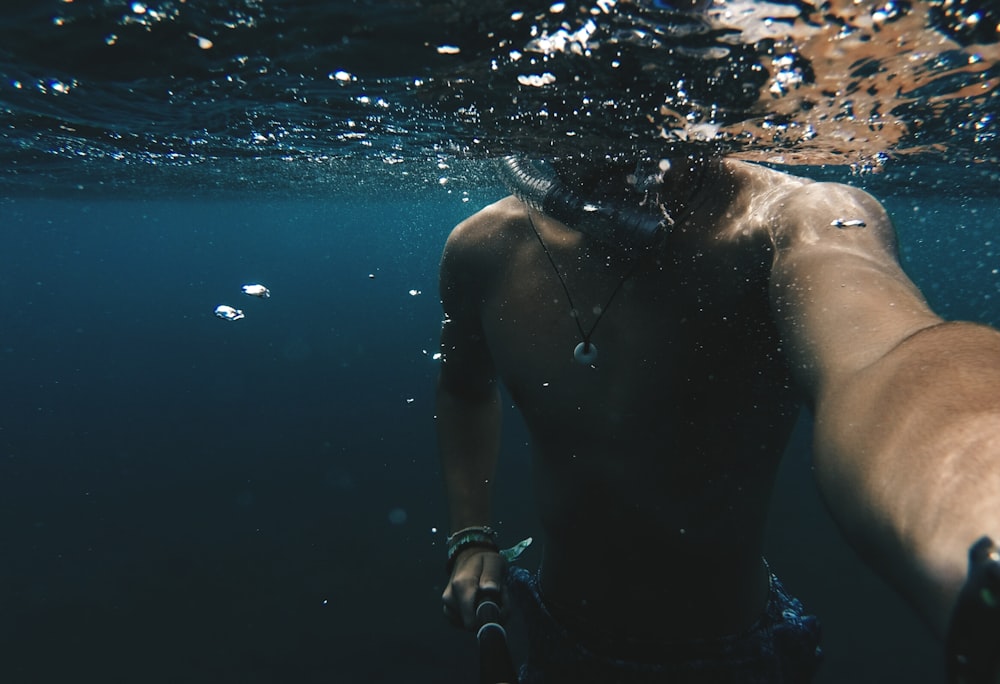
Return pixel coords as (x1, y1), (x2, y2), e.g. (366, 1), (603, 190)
(767, 181), (1000, 638)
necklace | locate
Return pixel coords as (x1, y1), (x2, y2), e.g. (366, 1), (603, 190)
(524, 159), (712, 366)
(526, 209), (644, 366)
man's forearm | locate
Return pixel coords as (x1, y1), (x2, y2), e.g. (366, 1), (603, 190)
(813, 321), (1000, 637)
(436, 381), (502, 531)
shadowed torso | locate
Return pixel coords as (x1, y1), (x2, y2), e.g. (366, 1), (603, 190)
(466, 161), (810, 639)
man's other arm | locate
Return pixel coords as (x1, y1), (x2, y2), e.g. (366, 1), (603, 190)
(437, 210), (506, 630)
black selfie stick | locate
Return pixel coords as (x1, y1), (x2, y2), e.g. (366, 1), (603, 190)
(947, 536), (1000, 683)
(476, 589), (517, 684)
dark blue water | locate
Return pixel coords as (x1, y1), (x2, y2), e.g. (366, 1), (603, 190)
(0, 195), (496, 682)
(3, 1), (1000, 682)
(2, 188), (997, 683)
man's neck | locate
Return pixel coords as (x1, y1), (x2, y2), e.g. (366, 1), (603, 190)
(653, 155), (715, 228)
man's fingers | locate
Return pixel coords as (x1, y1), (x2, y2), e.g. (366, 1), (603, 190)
(460, 554), (489, 628)
(441, 583), (463, 627)
(477, 552), (509, 621)
(443, 576), (479, 629)
(478, 551), (505, 594)
(441, 549), (507, 630)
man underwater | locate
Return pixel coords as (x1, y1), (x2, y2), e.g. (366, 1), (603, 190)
(436, 154), (1000, 682)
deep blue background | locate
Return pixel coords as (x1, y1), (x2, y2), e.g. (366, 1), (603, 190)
(1, 187), (998, 683)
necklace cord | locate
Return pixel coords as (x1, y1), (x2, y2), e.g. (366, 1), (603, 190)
(526, 209), (643, 350)
(522, 158), (712, 353)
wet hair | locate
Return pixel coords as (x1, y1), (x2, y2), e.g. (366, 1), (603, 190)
(551, 155), (660, 204)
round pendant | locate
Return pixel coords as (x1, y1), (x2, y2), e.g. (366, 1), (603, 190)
(573, 341), (598, 365)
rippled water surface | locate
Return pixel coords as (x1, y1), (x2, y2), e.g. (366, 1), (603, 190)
(2, 0), (998, 196)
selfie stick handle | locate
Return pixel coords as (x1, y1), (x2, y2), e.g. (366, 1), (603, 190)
(476, 591), (517, 684)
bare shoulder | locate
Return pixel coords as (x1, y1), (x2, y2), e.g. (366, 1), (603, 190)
(776, 181), (893, 244)
(445, 195), (525, 254)
(765, 167), (935, 391)
(440, 195), (526, 298)
(725, 161), (897, 256)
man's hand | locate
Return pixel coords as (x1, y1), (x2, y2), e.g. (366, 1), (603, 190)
(947, 537), (1000, 684)
(442, 548), (507, 630)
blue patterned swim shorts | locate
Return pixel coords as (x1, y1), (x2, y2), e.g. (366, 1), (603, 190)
(506, 565), (822, 683)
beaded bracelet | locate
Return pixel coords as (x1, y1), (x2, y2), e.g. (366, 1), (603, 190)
(446, 525), (499, 573)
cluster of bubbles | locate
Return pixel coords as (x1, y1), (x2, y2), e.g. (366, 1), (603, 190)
(214, 283), (270, 322)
